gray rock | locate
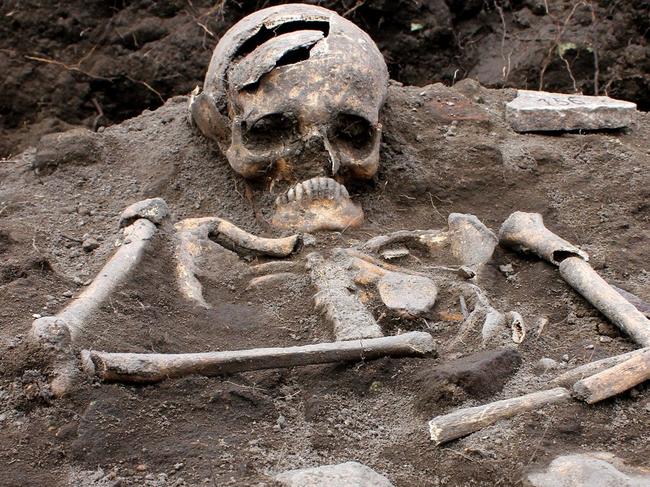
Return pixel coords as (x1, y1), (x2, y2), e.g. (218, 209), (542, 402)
(377, 271), (438, 316)
(448, 213), (497, 267)
(119, 198), (169, 228)
(506, 90), (637, 132)
(526, 452), (650, 487)
(82, 237), (100, 252)
(275, 461), (394, 487)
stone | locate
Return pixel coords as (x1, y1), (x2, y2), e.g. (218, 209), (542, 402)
(448, 213), (497, 267)
(526, 452), (650, 487)
(82, 238), (100, 252)
(119, 198), (169, 228)
(506, 90), (637, 132)
(275, 461), (394, 487)
(377, 271), (438, 316)
(380, 246), (409, 260)
(534, 357), (562, 375)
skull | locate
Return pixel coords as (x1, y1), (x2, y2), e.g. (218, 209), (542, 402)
(190, 4), (389, 232)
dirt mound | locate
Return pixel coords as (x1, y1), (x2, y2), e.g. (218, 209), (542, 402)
(0, 79), (648, 485)
(1, 0), (648, 157)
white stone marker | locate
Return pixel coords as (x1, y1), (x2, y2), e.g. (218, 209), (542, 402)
(275, 461), (394, 487)
(506, 90), (636, 132)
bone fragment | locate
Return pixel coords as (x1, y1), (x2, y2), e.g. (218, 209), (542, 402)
(499, 212), (588, 266)
(559, 257), (650, 347)
(377, 272), (438, 317)
(214, 218), (301, 257)
(550, 347), (650, 388)
(507, 311), (526, 344)
(250, 261), (298, 275)
(246, 272), (299, 290)
(610, 285), (650, 319)
(307, 251), (383, 340)
(82, 331), (435, 383)
(363, 229), (447, 254)
(229, 31), (324, 91)
(448, 213), (497, 267)
(119, 197), (169, 228)
(30, 218), (158, 396)
(428, 387), (571, 445)
(572, 347), (650, 404)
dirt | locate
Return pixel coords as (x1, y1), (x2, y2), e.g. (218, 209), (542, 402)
(1, 65), (649, 486)
(1, 0), (649, 158)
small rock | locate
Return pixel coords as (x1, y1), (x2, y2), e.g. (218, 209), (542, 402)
(275, 462), (394, 487)
(457, 265), (476, 279)
(597, 321), (620, 338)
(562, 354), (570, 362)
(173, 463), (184, 471)
(506, 90), (636, 132)
(302, 233), (317, 246)
(499, 264), (515, 276)
(534, 358), (561, 375)
(62, 290), (74, 298)
(82, 238), (100, 252)
(527, 452), (650, 487)
(136, 464), (147, 472)
(585, 344), (595, 350)
(599, 336), (612, 343)
(380, 246), (409, 260)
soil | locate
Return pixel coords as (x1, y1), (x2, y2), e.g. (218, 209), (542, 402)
(1, 74), (649, 486)
(1, 2), (650, 486)
(1, 0), (649, 158)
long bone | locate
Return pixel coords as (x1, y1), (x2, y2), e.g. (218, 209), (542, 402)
(499, 211), (650, 347)
(81, 331), (435, 383)
(30, 199), (168, 396)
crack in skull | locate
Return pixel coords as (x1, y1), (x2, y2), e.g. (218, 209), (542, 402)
(190, 4), (389, 232)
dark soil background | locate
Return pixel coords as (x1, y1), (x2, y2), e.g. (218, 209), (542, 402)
(1, 0), (649, 157)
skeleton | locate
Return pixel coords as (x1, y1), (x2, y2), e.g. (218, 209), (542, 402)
(29, 5), (519, 394)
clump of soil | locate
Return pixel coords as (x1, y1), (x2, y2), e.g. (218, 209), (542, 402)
(0, 78), (648, 486)
(1, 0), (648, 157)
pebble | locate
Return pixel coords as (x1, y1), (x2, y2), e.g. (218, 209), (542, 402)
(82, 237), (100, 252)
(62, 290), (73, 298)
(585, 344), (594, 350)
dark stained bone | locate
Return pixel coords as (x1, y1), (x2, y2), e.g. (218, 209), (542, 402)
(82, 331), (435, 383)
(499, 212), (588, 266)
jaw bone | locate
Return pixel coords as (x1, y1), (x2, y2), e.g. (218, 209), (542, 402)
(271, 176), (363, 232)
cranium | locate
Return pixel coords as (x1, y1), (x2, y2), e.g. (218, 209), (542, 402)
(190, 4), (389, 232)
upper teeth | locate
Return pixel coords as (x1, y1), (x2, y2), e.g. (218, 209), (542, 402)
(275, 177), (350, 206)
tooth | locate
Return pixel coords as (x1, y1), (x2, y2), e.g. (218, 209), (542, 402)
(304, 179), (314, 198)
(340, 185), (350, 198)
(326, 178), (336, 199)
(294, 183), (304, 201)
(287, 188), (295, 201)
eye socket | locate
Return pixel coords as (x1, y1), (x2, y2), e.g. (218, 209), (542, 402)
(330, 113), (375, 153)
(243, 113), (298, 150)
